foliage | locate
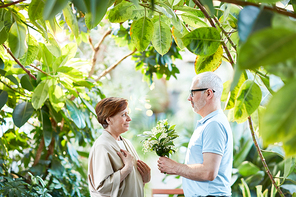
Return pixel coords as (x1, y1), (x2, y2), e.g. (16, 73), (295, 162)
(140, 119), (178, 157)
(0, 0), (296, 196)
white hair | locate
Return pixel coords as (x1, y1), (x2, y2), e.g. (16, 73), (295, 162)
(193, 72), (223, 99)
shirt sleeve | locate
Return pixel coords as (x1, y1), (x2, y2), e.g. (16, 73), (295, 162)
(202, 121), (227, 156)
(88, 145), (122, 197)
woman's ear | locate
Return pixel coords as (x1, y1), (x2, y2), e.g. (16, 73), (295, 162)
(106, 117), (111, 124)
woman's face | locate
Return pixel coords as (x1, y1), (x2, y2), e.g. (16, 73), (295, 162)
(108, 107), (132, 134)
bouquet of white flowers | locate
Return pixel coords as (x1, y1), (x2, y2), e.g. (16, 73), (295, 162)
(139, 119), (179, 157)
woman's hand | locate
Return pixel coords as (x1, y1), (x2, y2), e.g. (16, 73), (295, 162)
(117, 149), (134, 182)
(137, 160), (151, 183)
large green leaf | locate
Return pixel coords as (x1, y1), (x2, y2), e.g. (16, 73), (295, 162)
(63, 3), (79, 38)
(0, 90), (8, 110)
(130, 17), (154, 52)
(180, 13), (207, 28)
(48, 157), (65, 177)
(0, 21), (8, 45)
(43, 0), (69, 20)
(19, 35), (39, 66)
(272, 14), (296, 33)
(194, 45), (222, 74)
(151, 17), (172, 55)
(226, 71), (247, 110)
(182, 27), (220, 56)
(8, 22), (27, 59)
(80, 97), (96, 116)
(174, 6), (204, 17)
(40, 43), (55, 69)
(199, 0), (214, 16)
(20, 75), (34, 91)
(41, 109), (52, 147)
(66, 99), (86, 129)
(85, 0), (109, 29)
(233, 80), (262, 122)
(159, 2), (182, 30)
(238, 28), (296, 70)
(32, 80), (50, 109)
(49, 85), (65, 112)
(260, 78), (296, 156)
(108, 1), (135, 23)
(265, 57), (296, 81)
(172, 26), (187, 50)
(28, 0), (45, 21)
(12, 102), (34, 128)
(238, 161), (260, 177)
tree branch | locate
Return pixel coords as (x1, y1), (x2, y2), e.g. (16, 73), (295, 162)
(248, 116), (284, 197)
(217, 0), (296, 19)
(88, 29), (112, 78)
(29, 64), (49, 76)
(96, 49), (137, 81)
(192, 0), (235, 66)
(213, 17), (236, 50)
(0, 79), (27, 96)
(0, 0), (26, 8)
(33, 137), (44, 166)
(2, 44), (37, 80)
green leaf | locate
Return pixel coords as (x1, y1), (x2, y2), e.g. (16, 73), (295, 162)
(0, 90), (8, 110)
(159, 2), (182, 30)
(43, 0), (69, 20)
(199, 0), (215, 16)
(239, 178), (251, 197)
(49, 85), (65, 112)
(252, 0), (280, 3)
(233, 138), (253, 168)
(180, 13), (208, 28)
(63, 3), (79, 38)
(66, 99), (86, 129)
(32, 80), (50, 109)
(6, 75), (18, 85)
(260, 78), (296, 156)
(182, 27), (221, 56)
(28, 0), (45, 21)
(8, 22), (27, 59)
(12, 102), (34, 128)
(238, 28), (296, 70)
(0, 57), (4, 70)
(19, 35), (39, 66)
(226, 71), (247, 110)
(284, 157), (295, 180)
(174, 6), (204, 17)
(80, 97), (96, 116)
(20, 75), (34, 91)
(0, 22), (8, 45)
(172, 26), (187, 49)
(233, 80), (262, 122)
(85, 0), (109, 29)
(40, 43), (55, 68)
(62, 42), (77, 60)
(131, 17), (154, 52)
(238, 161), (260, 177)
(44, 34), (61, 57)
(108, 1), (135, 23)
(265, 57), (296, 81)
(41, 109), (52, 147)
(48, 158), (65, 177)
(272, 14), (296, 33)
(194, 45), (222, 74)
(151, 17), (172, 55)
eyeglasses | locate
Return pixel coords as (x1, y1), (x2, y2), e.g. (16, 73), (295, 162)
(190, 88), (215, 97)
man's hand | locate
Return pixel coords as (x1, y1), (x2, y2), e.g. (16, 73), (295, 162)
(157, 157), (180, 175)
(137, 160), (151, 183)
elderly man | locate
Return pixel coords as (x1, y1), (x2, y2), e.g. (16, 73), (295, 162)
(158, 72), (233, 197)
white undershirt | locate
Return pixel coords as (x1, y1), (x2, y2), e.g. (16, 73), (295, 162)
(117, 140), (127, 151)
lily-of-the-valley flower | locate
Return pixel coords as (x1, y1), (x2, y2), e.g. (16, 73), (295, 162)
(139, 119), (179, 157)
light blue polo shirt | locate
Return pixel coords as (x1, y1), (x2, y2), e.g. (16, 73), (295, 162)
(182, 109), (233, 197)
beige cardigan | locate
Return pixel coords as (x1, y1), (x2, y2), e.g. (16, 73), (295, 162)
(88, 130), (144, 197)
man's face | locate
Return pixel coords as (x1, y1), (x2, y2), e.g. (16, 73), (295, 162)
(188, 79), (206, 114)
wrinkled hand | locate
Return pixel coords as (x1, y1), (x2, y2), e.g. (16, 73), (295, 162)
(117, 149), (134, 173)
(137, 160), (151, 183)
(157, 157), (179, 175)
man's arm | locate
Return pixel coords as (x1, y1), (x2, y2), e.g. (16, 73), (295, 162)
(158, 152), (222, 181)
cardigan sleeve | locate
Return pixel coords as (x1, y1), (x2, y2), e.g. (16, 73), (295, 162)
(88, 145), (124, 197)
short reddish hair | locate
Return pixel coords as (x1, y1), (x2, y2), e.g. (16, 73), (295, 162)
(95, 97), (128, 128)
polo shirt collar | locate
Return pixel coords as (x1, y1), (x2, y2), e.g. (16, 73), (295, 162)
(198, 109), (222, 125)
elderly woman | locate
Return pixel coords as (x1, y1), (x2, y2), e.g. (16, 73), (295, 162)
(88, 97), (151, 197)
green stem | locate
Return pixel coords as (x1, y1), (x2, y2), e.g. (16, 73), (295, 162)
(248, 116), (284, 197)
